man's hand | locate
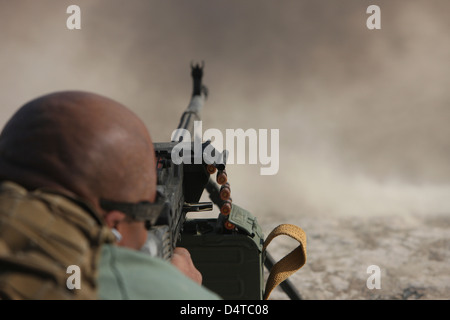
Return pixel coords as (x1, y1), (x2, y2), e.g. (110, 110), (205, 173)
(170, 247), (202, 285)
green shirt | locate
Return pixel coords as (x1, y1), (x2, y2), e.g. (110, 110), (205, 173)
(98, 244), (222, 300)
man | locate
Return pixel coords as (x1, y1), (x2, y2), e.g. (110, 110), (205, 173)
(0, 91), (219, 299)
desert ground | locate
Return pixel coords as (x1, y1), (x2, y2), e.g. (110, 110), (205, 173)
(260, 212), (450, 300)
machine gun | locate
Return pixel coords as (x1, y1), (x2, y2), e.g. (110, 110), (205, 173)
(141, 63), (303, 300)
(140, 62), (228, 260)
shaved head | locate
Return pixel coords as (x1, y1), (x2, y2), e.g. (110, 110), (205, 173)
(0, 91), (156, 212)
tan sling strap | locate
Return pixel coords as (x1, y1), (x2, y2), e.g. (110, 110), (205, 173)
(263, 224), (307, 300)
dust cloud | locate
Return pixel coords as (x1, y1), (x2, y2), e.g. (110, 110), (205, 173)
(2, 0), (449, 217)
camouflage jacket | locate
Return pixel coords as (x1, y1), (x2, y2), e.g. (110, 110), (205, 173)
(0, 181), (115, 299)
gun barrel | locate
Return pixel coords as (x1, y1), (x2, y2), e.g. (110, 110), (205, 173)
(172, 63), (206, 142)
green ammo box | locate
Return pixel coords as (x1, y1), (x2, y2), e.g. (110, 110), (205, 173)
(178, 205), (265, 300)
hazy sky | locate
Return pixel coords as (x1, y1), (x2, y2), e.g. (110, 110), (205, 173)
(1, 0), (450, 217)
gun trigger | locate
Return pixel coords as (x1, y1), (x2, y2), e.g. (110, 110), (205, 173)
(183, 202), (213, 212)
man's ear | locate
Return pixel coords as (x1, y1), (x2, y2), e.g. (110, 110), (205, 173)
(103, 210), (126, 228)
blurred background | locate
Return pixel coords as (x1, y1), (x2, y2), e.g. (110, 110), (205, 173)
(1, 0), (449, 299)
